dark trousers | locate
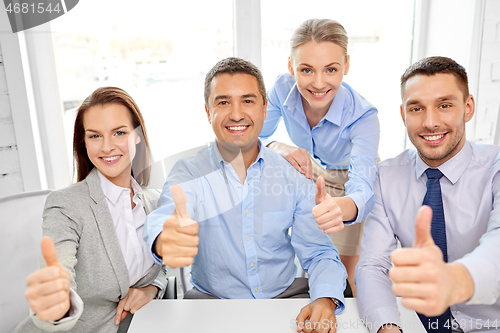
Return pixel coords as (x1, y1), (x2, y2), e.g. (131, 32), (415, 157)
(184, 277), (310, 299)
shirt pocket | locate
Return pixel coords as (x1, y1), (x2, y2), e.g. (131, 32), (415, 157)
(262, 211), (292, 248)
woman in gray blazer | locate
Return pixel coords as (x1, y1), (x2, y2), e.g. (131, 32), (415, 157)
(18, 87), (166, 333)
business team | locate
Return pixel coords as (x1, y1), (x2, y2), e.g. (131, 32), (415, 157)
(19, 18), (499, 333)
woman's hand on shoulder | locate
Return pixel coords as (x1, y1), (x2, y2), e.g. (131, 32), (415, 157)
(267, 141), (312, 179)
(115, 285), (158, 325)
(25, 237), (71, 322)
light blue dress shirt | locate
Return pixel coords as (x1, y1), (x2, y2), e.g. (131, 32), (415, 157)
(260, 73), (380, 223)
(144, 140), (347, 312)
(356, 141), (500, 333)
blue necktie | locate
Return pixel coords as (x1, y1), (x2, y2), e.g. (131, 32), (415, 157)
(418, 168), (451, 333)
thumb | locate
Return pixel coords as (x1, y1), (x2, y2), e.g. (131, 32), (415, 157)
(171, 184), (190, 219)
(413, 206), (435, 248)
(41, 237), (60, 267)
(315, 175), (326, 205)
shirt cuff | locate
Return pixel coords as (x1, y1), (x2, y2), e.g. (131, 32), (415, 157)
(345, 193), (365, 225)
(150, 231), (164, 265)
(362, 306), (401, 333)
(455, 257), (500, 305)
(309, 283), (345, 315)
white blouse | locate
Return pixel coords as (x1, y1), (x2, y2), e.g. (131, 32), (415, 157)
(97, 171), (154, 286)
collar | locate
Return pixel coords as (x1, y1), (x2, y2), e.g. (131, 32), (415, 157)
(283, 82), (346, 127)
(211, 139), (265, 170)
(97, 170), (143, 205)
(415, 140), (472, 184)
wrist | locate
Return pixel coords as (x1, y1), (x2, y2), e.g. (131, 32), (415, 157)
(153, 235), (162, 259)
(446, 263), (474, 305)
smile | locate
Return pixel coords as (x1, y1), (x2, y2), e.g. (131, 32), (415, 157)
(101, 155), (121, 162)
(308, 89), (331, 98)
(422, 134), (444, 141)
(226, 125), (249, 131)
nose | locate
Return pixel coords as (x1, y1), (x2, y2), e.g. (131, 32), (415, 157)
(423, 108), (440, 129)
(228, 103), (244, 122)
(101, 136), (115, 153)
(312, 73), (326, 90)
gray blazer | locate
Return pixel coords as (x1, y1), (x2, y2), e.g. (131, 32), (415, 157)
(17, 168), (166, 333)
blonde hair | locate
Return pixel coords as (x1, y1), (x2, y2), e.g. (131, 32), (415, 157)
(290, 19), (348, 61)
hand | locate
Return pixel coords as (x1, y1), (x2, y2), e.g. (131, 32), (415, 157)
(312, 175), (344, 234)
(268, 141), (312, 179)
(25, 237), (71, 321)
(115, 285), (157, 325)
(155, 184), (199, 269)
(296, 298), (337, 333)
(389, 206), (456, 316)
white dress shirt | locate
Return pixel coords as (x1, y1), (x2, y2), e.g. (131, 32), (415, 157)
(98, 171), (154, 286)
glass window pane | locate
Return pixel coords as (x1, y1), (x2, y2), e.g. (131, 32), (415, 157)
(51, 0), (233, 168)
(261, 0), (415, 160)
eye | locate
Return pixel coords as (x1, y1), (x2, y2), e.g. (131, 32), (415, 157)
(219, 101), (228, 105)
(301, 68), (312, 74)
(327, 68), (336, 73)
(243, 99), (253, 104)
(409, 107), (422, 112)
(115, 131), (125, 136)
(88, 134), (100, 139)
(439, 104), (451, 109)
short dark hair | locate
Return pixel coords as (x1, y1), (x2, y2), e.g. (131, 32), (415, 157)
(73, 87), (152, 186)
(204, 57), (266, 106)
(400, 56), (469, 101)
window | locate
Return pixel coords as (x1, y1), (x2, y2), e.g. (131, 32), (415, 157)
(50, 0), (234, 166)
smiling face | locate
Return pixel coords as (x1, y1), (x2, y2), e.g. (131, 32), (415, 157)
(205, 73), (267, 159)
(83, 103), (140, 188)
(401, 73), (475, 167)
(289, 41), (349, 116)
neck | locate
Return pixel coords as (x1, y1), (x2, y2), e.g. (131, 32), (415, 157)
(217, 141), (260, 183)
(301, 96), (331, 129)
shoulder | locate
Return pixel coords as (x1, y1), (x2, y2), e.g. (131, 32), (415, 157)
(377, 149), (416, 174)
(268, 73), (296, 99)
(261, 146), (312, 186)
(46, 180), (91, 206)
(469, 141), (500, 169)
(340, 82), (378, 120)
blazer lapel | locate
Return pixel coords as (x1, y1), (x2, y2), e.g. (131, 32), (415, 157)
(86, 169), (130, 298)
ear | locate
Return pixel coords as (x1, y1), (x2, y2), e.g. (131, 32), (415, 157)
(288, 57), (295, 76)
(400, 104), (406, 126)
(464, 94), (475, 123)
(205, 105), (212, 124)
(263, 98), (268, 121)
(344, 55), (350, 75)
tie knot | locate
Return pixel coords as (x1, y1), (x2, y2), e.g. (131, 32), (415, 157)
(425, 168), (443, 180)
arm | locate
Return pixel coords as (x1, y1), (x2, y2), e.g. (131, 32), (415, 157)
(345, 110), (380, 223)
(28, 191), (84, 332)
(355, 170), (401, 333)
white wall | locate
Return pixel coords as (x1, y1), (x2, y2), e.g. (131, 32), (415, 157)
(0, 42), (24, 196)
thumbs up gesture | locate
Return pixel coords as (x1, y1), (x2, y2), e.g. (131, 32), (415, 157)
(155, 184), (199, 269)
(312, 175), (344, 234)
(25, 237), (71, 321)
(389, 206), (455, 316)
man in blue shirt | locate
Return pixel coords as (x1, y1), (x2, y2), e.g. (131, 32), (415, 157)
(144, 57), (346, 332)
(356, 56), (500, 333)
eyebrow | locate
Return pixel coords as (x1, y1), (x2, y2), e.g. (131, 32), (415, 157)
(299, 62), (341, 67)
(85, 125), (128, 133)
(214, 95), (230, 102)
(405, 94), (458, 107)
(241, 94), (257, 99)
(214, 94), (258, 101)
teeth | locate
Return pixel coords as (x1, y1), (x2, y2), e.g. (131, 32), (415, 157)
(228, 126), (248, 131)
(423, 134), (444, 141)
(103, 156), (120, 161)
(312, 91), (327, 96)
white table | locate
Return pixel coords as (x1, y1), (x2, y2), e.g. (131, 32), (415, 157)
(129, 298), (426, 333)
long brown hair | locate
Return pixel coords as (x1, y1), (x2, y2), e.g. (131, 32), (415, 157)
(73, 87), (152, 186)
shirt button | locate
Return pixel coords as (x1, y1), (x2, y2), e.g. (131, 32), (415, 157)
(250, 263), (254, 268)
(456, 311), (460, 315)
(254, 288), (258, 293)
(238, 183), (242, 188)
(245, 210), (249, 215)
(246, 237), (250, 241)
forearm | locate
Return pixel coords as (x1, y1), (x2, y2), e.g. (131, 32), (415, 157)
(333, 196), (358, 222)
